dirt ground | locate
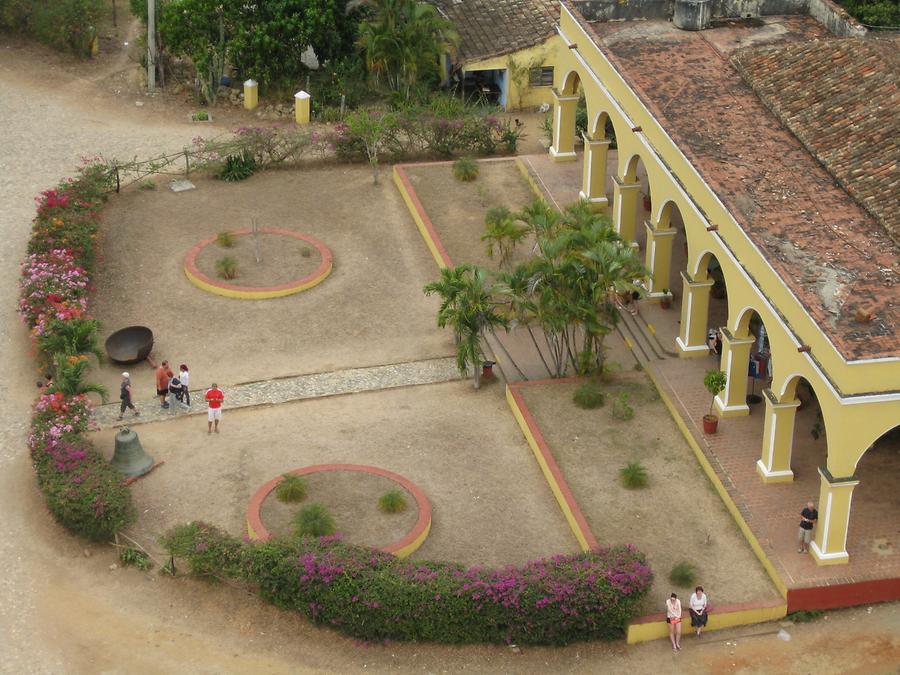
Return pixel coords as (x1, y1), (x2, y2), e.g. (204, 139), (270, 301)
(519, 376), (781, 612)
(2, 22), (900, 674)
(260, 471), (418, 545)
(91, 381), (576, 567)
(194, 231), (322, 287)
(404, 160), (538, 269)
(90, 167), (451, 397)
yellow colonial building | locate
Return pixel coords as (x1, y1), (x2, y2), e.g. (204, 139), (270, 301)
(542, 0), (899, 572)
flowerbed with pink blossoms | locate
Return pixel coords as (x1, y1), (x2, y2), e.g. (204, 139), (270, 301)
(162, 523), (653, 644)
(19, 161), (135, 541)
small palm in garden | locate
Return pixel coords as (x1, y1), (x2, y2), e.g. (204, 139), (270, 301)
(482, 206), (528, 269)
(50, 354), (108, 402)
(294, 503), (336, 537)
(452, 156), (479, 182)
(37, 317), (103, 364)
(215, 256), (238, 280)
(619, 461), (648, 489)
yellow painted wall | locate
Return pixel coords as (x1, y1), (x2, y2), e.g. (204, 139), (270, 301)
(550, 5), (900, 476)
(463, 36), (569, 111)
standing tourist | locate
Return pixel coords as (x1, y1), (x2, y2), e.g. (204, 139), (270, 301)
(179, 364), (191, 407)
(156, 360), (171, 408)
(205, 383), (224, 434)
(798, 501), (818, 553)
(689, 586), (709, 637)
(666, 592), (683, 652)
(117, 372), (140, 421)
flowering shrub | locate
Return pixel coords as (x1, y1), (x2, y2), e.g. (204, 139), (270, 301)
(29, 393), (135, 540)
(163, 523), (653, 645)
(19, 249), (90, 335)
(20, 160), (134, 543)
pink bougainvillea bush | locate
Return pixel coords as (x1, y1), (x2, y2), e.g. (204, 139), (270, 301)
(162, 523), (653, 645)
(29, 393), (134, 540)
(20, 160), (134, 541)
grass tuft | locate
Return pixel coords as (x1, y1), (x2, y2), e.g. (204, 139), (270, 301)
(275, 474), (307, 503)
(669, 561), (698, 587)
(378, 489), (408, 514)
(217, 231), (236, 248)
(293, 503), (336, 537)
(573, 381), (605, 409)
(215, 256), (238, 280)
(452, 156), (479, 182)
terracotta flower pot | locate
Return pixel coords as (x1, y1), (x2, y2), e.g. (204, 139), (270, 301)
(482, 361), (495, 379)
(660, 296), (672, 309)
(702, 414), (719, 434)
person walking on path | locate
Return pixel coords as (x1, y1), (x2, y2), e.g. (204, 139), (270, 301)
(117, 372), (140, 421)
(205, 383), (224, 434)
(156, 360), (171, 408)
(179, 364), (191, 407)
(666, 593), (683, 652)
(689, 586), (709, 637)
(798, 501), (818, 553)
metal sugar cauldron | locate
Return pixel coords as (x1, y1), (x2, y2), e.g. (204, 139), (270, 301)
(105, 326), (154, 364)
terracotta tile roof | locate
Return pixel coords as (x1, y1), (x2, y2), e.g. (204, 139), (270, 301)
(581, 15), (898, 360)
(732, 36), (900, 246)
(432, 0), (559, 63)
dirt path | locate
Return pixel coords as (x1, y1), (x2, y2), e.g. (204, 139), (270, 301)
(1, 37), (899, 675)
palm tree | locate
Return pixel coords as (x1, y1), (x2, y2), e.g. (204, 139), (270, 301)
(424, 265), (508, 388)
(495, 265), (553, 378)
(482, 206), (529, 269)
(49, 354), (108, 403)
(358, 0), (458, 98)
(37, 318), (104, 364)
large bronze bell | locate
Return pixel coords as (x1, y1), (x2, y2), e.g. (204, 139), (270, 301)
(110, 427), (154, 477)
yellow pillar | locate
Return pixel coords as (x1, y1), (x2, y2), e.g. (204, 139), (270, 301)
(676, 272), (714, 357)
(579, 133), (610, 210)
(549, 89), (579, 162)
(294, 90), (311, 125)
(756, 389), (799, 483)
(714, 328), (752, 417)
(644, 224), (676, 297)
(612, 177), (641, 243)
(243, 79), (259, 110)
(810, 467), (859, 565)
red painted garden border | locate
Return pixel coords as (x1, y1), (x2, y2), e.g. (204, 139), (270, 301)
(184, 227), (332, 297)
(246, 463), (432, 556)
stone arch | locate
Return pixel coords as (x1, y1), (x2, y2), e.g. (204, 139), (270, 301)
(732, 305), (761, 338)
(560, 69), (581, 96)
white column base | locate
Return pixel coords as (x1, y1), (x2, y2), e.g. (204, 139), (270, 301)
(714, 394), (749, 417)
(549, 147), (577, 160)
(756, 459), (794, 483)
(577, 191), (609, 207)
(809, 540), (850, 565)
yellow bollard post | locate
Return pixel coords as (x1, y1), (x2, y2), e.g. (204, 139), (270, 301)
(243, 79), (258, 111)
(294, 90), (311, 125)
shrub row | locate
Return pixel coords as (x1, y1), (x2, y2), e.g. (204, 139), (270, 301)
(19, 161), (134, 541)
(162, 523), (653, 645)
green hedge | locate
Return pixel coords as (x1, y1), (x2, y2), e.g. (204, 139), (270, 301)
(162, 523), (653, 645)
(0, 0), (104, 55)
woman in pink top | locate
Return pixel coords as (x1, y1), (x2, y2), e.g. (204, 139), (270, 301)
(666, 592), (683, 651)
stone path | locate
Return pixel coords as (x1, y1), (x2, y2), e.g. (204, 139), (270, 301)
(93, 357), (462, 428)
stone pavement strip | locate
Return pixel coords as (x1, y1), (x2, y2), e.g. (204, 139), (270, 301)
(93, 357), (461, 429)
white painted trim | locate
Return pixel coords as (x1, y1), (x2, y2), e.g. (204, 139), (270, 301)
(557, 8), (900, 373)
(714, 396), (749, 413)
(682, 284), (694, 342)
(578, 191), (609, 205)
(820, 486), (833, 552)
(676, 338), (710, 353)
(843, 490), (854, 552)
(809, 541), (848, 561)
(583, 141), (592, 194)
(549, 148), (577, 159)
(766, 413), (777, 472)
(756, 459), (793, 479)
(647, 233), (657, 293)
(553, 102), (561, 151)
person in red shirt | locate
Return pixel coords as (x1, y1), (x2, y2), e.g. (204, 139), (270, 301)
(205, 383), (224, 434)
(156, 360), (171, 408)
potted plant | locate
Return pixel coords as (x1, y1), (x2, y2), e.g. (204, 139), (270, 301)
(703, 370), (727, 434)
(660, 288), (672, 309)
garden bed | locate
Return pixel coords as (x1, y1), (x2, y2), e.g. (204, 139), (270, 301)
(90, 165), (450, 396)
(517, 375), (781, 612)
(403, 160), (538, 269)
(90, 381), (578, 567)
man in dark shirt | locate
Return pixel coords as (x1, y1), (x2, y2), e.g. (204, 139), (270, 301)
(798, 501), (818, 553)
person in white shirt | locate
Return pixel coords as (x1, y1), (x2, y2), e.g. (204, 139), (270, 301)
(689, 585), (709, 637)
(666, 593), (683, 651)
(179, 364), (191, 407)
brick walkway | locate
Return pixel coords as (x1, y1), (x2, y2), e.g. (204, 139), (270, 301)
(651, 357), (900, 589)
(93, 357), (461, 429)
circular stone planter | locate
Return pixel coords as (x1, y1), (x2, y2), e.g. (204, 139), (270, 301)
(246, 464), (432, 558)
(184, 227), (332, 299)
